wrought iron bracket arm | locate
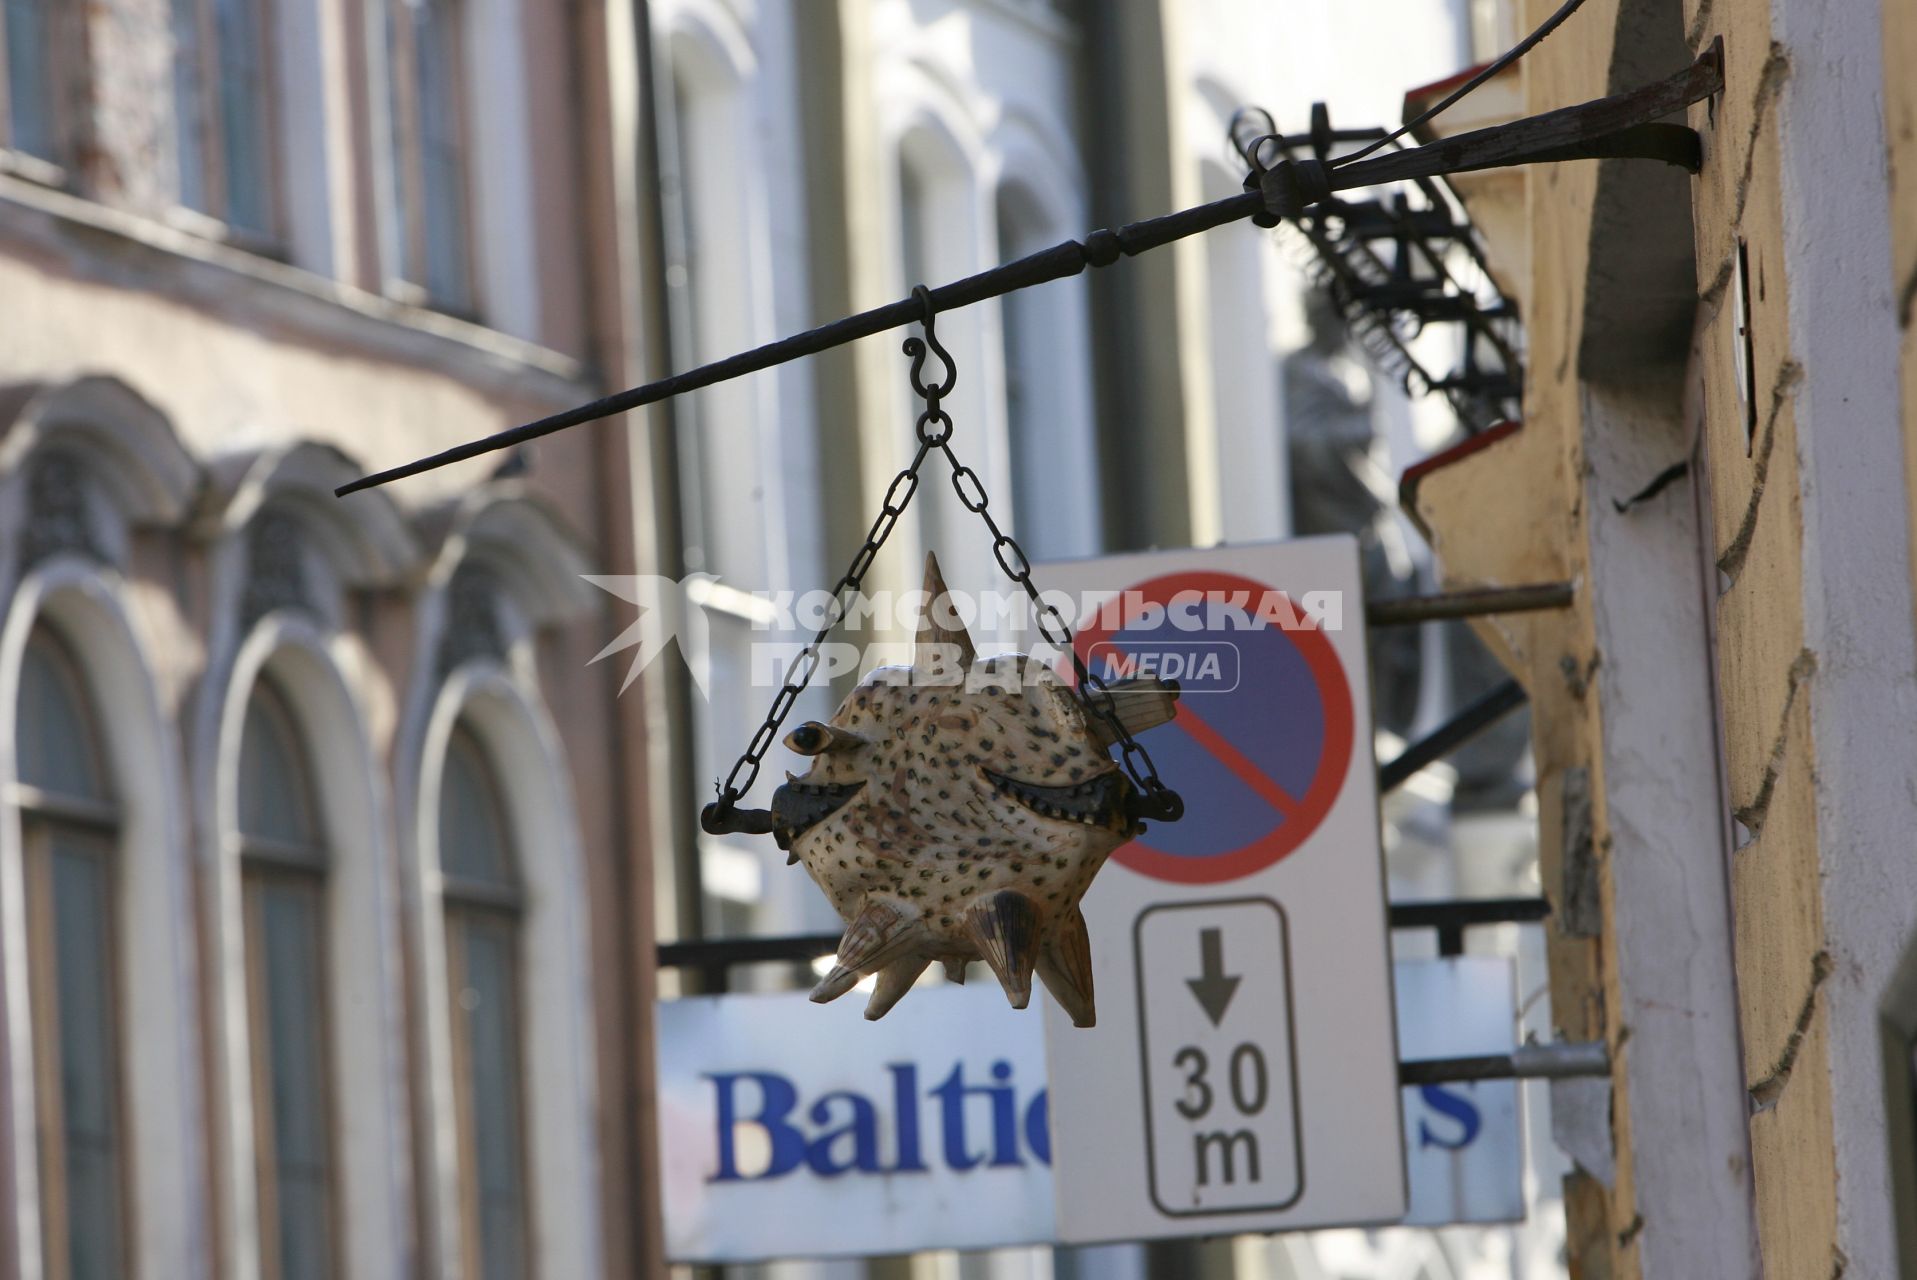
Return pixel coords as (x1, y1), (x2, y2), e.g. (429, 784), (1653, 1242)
(335, 190), (1261, 495)
(1254, 41), (1723, 220)
(334, 41), (1723, 496)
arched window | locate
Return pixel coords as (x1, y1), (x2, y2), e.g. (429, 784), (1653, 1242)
(438, 725), (528, 1280)
(661, 40), (764, 588)
(236, 677), (335, 1280)
(660, 31), (813, 927)
(15, 626), (126, 1280)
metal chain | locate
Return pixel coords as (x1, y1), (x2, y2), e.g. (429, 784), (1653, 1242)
(932, 431), (1183, 822)
(705, 435), (933, 823)
(705, 285), (1183, 828)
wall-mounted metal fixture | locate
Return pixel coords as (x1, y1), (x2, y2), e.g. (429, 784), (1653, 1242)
(1230, 101), (1525, 431)
(1366, 582), (1575, 627)
(334, 40), (1723, 497)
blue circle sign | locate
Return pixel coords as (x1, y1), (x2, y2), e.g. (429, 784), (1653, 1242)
(1074, 570), (1355, 884)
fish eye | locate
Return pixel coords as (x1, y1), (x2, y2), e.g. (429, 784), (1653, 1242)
(786, 722), (830, 755)
(786, 721), (871, 756)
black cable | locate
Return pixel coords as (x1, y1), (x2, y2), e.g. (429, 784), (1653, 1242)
(1331, 0), (1589, 169)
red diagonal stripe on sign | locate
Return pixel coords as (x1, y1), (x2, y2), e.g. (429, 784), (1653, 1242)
(1087, 638), (1304, 822)
(1169, 699), (1304, 821)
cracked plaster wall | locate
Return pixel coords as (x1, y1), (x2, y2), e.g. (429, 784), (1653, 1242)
(1409, 0), (1917, 1273)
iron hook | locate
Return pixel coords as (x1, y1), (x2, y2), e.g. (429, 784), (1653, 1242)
(1227, 105), (1280, 175)
(902, 284), (957, 401)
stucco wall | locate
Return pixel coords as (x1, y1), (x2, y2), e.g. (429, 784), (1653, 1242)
(1676, 0), (1843, 1273)
(1410, 0), (1917, 1274)
(1405, 0), (1847, 1272)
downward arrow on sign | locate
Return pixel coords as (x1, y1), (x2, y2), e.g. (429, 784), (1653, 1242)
(1187, 927), (1242, 1026)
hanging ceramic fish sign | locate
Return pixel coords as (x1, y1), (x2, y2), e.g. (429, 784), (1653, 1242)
(767, 552), (1179, 1026)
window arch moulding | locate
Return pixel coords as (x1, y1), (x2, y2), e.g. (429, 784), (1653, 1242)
(414, 481), (595, 673)
(0, 375), (200, 574)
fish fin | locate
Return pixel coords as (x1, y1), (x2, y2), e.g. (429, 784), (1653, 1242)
(835, 896), (922, 973)
(864, 957), (930, 1020)
(809, 964), (860, 1004)
(1085, 676), (1180, 747)
(1037, 904), (1096, 1027)
(966, 890), (1040, 1010)
(915, 552), (976, 676)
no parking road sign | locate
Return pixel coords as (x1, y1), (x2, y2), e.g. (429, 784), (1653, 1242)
(1075, 568), (1356, 884)
(1039, 538), (1405, 1242)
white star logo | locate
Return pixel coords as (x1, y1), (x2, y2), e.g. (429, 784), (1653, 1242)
(581, 572), (718, 697)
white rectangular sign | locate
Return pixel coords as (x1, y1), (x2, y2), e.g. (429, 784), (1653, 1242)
(1396, 956), (1524, 1225)
(655, 984), (1055, 1263)
(1136, 900), (1301, 1214)
(1039, 538), (1407, 1241)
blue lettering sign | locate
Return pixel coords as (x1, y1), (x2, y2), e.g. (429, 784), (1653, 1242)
(931, 1061), (1021, 1170)
(1416, 1084), (1482, 1151)
(1024, 1088), (1050, 1164)
(806, 1091), (881, 1176)
(888, 1063), (927, 1172)
(706, 1059), (1051, 1182)
(708, 1072), (808, 1182)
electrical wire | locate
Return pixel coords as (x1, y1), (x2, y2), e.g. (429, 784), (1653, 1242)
(1330, 0), (1589, 168)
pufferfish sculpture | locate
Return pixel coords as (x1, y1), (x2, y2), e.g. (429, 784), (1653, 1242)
(765, 553), (1178, 1026)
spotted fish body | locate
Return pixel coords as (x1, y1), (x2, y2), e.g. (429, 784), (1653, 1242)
(769, 554), (1177, 1026)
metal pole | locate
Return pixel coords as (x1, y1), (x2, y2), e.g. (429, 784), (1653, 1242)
(1378, 679), (1529, 793)
(656, 933), (843, 971)
(1399, 1041), (1609, 1085)
(1365, 582), (1574, 627)
(335, 191), (1264, 494)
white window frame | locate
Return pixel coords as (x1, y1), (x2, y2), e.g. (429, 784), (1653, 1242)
(395, 502), (601, 1280)
(235, 674), (341, 1280)
(191, 458), (420, 1280)
(986, 122), (1101, 561)
(367, 0), (542, 336)
(654, 3), (835, 935)
(202, 616), (412, 1280)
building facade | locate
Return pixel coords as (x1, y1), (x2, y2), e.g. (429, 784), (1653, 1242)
(1408, 0), (1917, 1275)
(0, 1), (664, 1277)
